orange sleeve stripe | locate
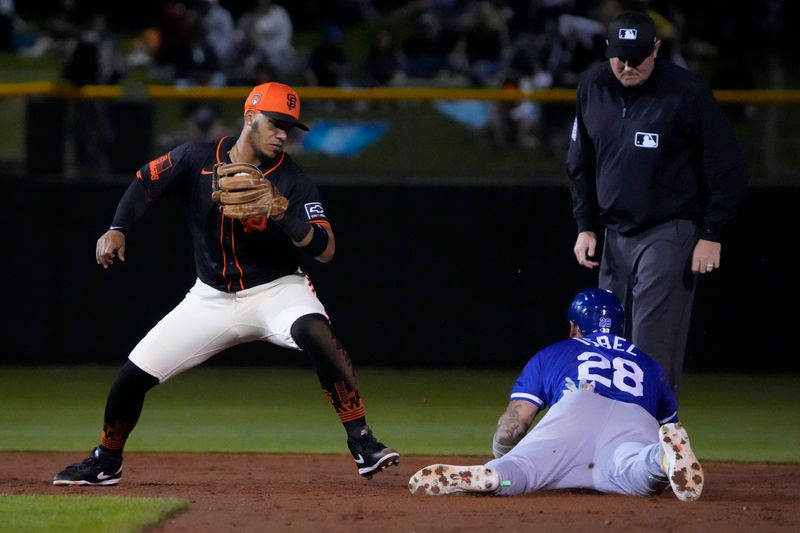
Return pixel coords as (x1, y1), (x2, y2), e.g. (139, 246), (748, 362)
(216, 137), (233, 291)
(218, 213), (228, 281)
(215, 137), (227, 163)
(229, 217), (245, 291)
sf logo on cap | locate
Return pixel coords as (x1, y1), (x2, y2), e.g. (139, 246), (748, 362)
(286, 94), (297, 110)
(619, 28), (638, 40)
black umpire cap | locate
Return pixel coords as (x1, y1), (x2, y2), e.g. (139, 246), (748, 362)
(605, 11), (658, 61)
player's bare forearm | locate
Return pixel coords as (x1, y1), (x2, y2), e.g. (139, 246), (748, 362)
(492, 400), (538, 458)
(495, 402), (532, 445)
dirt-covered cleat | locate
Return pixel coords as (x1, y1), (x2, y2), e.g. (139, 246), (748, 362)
(408, 464), (499, 496)
(53, 447), (123, 486)
(660, 422), (704, 501)
(347, 429), (400, 479)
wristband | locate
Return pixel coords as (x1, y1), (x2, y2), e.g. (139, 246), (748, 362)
(274, 211), (310, 242)
(301, 223), (330, 257)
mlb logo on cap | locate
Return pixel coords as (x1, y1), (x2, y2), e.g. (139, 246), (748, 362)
(605, 11), (657, 60)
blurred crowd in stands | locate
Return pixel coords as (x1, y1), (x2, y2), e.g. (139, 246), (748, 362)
(0, 0), (791, 154)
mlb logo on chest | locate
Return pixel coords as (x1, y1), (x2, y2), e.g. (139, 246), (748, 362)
(634, 132), (659, 148)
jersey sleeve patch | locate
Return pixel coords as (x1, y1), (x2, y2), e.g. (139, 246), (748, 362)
(304, 202), (326, 220)
(147, 153), (173, 181)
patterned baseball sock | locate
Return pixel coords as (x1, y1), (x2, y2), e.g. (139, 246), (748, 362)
(100, 420), (130, 454)
(322, 379), (367, 435)
(291, 313), (368, 436)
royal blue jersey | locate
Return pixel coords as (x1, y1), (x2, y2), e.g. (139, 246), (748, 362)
(510, 333), (678, 424)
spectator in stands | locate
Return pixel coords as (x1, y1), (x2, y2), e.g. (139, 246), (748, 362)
(234, 0), (298, 83)
(192, 0), (234, 75)
(61, 13), (125, 85)
(21, 0), (84, 58)
(150, 2), (193, 82)
(554, 10), (606, 84)
(173, 21), (224, 86)
(401, 12), (458, 82)
(489, 29), (553, 150)
(489, 75), (540, 151)
(60, 12), (125, 173)
(362, 29), (405, 86)
(451, 1), (512, 87)
(305, 24), (351, 87)
(504, 28), (551, 87)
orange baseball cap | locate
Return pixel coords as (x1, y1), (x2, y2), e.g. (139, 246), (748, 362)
(244, 82), (309, 131)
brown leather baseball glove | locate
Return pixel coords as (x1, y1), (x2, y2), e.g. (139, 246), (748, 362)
(210, 162), (289, 220)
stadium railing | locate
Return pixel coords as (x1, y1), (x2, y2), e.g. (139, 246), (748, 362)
(1, 84), (799, 185)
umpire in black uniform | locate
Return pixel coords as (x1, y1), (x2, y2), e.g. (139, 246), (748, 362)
(567, 11), (748, 391)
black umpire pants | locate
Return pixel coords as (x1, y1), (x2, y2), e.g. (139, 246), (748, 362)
(599, 219), (697, 392)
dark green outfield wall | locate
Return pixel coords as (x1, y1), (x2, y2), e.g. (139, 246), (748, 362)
(1, 180), (795, 371)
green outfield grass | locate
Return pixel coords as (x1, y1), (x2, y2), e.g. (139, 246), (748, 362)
(0, 366), (798, 462)
(0, 494), (186, 533)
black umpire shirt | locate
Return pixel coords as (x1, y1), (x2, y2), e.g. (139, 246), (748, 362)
(566, 60), (748, 242)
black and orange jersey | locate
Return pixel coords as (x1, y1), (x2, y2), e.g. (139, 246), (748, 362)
(111, 136), (329, 292)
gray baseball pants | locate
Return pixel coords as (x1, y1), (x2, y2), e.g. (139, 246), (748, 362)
(487, 390), (667, 496)
(599, 219), (697, 391)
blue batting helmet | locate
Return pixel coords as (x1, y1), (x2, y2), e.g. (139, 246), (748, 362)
(567, 288), (624, 336)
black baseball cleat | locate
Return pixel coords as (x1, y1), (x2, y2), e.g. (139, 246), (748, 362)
(347, 429), (400, 479)
(53, 447), (123, 486)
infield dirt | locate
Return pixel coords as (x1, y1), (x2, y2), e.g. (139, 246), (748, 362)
(2, 453), (799, 532)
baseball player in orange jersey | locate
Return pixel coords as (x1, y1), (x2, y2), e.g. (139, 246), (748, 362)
(53, 82), (399, 485)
